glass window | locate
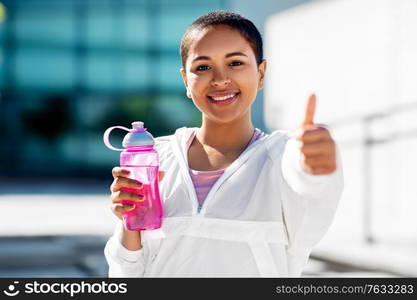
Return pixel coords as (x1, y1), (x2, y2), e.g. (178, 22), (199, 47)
(16, 47), (75, 90)
(125, 11), (148, 50)
(159, 13), (194, 51)
(159, 1), (225, 51)
(155, 94), (201, 128)
(124, 53), (147, 91)
(15, 6), (75, 47)
(0, 48), (4, 88)
(86, 52), (117, 92)
(159, 55), (184, 90)
(85, 0), (113, 49)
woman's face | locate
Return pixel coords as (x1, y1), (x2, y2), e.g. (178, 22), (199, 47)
(181, 25), (267, 125)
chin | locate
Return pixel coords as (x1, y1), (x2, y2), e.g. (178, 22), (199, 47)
(206, 112), (248, 125)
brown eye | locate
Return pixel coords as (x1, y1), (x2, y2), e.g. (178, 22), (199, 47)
(196, 65), (210, 71)
(230, 61), (243, 66)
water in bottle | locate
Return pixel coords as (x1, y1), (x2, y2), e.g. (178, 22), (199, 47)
(103, 121), (163, 230)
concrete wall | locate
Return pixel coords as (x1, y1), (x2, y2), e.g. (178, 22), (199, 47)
(264, 0), (417, 248)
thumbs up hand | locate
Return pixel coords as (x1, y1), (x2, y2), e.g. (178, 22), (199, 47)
(296, 94), (336, 175)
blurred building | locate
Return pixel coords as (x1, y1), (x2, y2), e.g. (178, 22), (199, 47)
(0, 0), (225, 179)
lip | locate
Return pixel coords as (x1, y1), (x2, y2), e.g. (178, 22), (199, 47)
(208, 92), (240, 105)
(207, 90), (240, 98)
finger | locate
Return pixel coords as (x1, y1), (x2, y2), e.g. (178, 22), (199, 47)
(113, 203), (136, 214)
(310, 165), (337, 175)
(304, 154), (336, 167)
(111, 190), (144, 203)
(110, 177), (142, 192)
(302, 93), (316, 127)
(298, 127), (331, 143)
(112, 203), (136, 217)
(112, 167), (131, 179)
(159, 170), (165, 182)
(111, 203), (123, 219)
(300, 141), (335, 156)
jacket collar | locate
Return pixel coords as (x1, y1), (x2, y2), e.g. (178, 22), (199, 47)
(170, 126), (273, 216)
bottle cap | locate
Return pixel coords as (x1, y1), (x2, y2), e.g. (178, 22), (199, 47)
(103, 121), (154, 151)
(123, 122), (154, 147)
(132, 121), (144, 129)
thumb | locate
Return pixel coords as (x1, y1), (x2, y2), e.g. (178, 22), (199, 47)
(302, 93), (316, 127)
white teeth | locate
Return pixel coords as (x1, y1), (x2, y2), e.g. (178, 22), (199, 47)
(211, 93), (236, 101)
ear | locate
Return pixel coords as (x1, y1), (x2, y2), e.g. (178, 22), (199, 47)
(257, 59), (267, 90)
(180, 68), (192, 99)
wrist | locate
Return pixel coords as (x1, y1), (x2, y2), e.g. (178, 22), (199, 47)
(120, 226), (142, 251)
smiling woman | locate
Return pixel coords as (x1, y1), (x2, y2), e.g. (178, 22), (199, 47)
(104, 10), (343, 278)
(180, 24), (266, 127)
(183, 29), (264, 118)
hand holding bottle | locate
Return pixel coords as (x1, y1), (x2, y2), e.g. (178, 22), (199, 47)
(110, 168), (165, 220)
(104, 121), (164, 231)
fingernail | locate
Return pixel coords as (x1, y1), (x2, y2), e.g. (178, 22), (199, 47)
(135, 181), (142, 187)
(122, 169), (130, 174)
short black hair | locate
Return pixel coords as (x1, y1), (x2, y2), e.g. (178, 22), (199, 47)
(180, 10), (263, 69)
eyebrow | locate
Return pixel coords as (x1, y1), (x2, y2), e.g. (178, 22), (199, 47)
(191, 52), (248, 63)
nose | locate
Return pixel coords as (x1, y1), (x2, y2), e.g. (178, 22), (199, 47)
(210, 69), (231, 87)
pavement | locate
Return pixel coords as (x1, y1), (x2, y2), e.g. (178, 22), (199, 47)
(0, 180), (115, 277)
(0, 181), (414, 277)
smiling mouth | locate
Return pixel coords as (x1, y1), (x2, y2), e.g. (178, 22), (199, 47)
(208, 92), (240, 104)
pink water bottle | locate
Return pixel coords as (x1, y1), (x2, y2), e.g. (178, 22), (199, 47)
(103, 121), (163, 231)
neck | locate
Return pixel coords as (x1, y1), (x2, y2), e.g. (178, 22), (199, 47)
(197, 115), (255, 153)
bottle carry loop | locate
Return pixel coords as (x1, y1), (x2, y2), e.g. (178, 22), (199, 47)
(103, 126), (130, 151)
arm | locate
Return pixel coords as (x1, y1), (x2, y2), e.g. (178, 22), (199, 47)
(282, 94), (342, 196)
(104, 168), (165, 277)
(121, 227), (142, 251)
(104, 222), (146, 277)
(279, 94), (344, 276)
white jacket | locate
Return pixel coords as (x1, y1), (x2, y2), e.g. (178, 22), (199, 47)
(104, 127), (343, 277)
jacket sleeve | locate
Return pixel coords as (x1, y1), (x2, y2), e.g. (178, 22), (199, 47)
(103, 222), (146, 277)
(279, 136), (344, 276)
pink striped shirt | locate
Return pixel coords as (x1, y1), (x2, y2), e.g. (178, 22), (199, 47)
(187, 129), (264, 212)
